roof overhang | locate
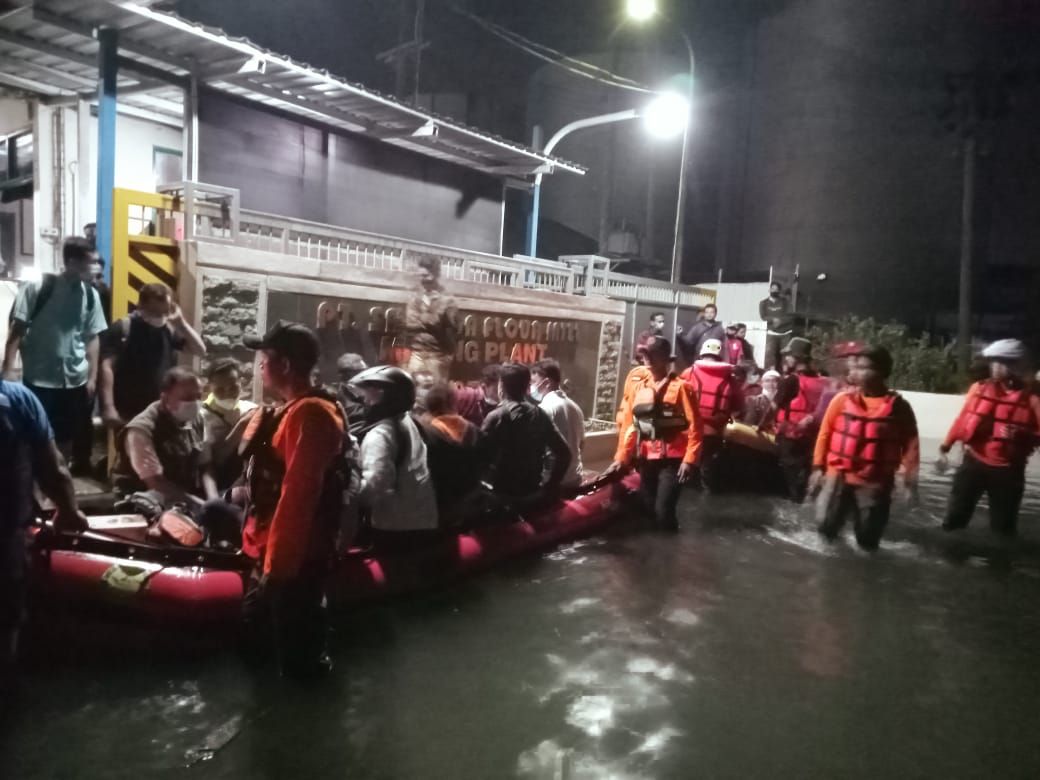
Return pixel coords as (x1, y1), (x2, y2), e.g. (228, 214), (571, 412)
(0, 0), (586, 179)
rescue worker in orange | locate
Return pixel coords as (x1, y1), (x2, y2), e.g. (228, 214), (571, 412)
(809, 345), (920, 550)
(606, 336), (703, 530)
(240, 321), (347, 679)
(680, 338), (743, 492)
(939, 339), (1040, 536)
(774, 337), (824, 502)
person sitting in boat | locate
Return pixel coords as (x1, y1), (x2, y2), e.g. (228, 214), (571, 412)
(240, 320), (347, 679)
(530, 359), (585, 489)
(606, 336), (703, 530)
(417, 382), (485, 523)
(454, 363), (501, 426)
(809, 345), (920, 550)
(335, 352), (370, 439)
(741, 369), (780, 430)
(201, 358), (257, 492)
(351, 365), (440, 550)
(481, 362), (571, 508)
(113, 367), (219, 509)
(681, 338), (744, 493)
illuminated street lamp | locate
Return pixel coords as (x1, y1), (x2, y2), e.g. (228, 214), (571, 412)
(626, 0), (695, 285)
(525, 93), (689, 259)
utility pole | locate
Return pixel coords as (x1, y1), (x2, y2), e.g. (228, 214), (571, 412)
(957, 134), (977, 375)
(377, 0), (429, 105)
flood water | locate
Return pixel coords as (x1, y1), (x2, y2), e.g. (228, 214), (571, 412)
(6, 445), (1040, 779)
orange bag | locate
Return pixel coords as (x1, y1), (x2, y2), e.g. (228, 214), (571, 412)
(153, 510), (205, 547)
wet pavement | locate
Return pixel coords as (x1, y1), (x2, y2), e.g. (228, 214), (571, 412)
(6, 445), (1040, 779)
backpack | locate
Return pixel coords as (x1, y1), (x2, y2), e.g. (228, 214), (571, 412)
(8, 273), (96, 327)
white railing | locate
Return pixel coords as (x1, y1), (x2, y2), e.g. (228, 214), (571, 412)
(159, 181), (713, 304)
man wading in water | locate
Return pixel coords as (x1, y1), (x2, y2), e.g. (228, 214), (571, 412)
(607, 336), (703, 530)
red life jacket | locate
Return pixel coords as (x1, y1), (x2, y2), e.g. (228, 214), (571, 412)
(776, 374), (824, 439)
(826, 392), (904, 482)
(957, 380), (1036, 463)
(682, 361), (735, 435)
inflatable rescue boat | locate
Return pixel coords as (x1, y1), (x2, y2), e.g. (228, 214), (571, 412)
(30, 473), (640, 624)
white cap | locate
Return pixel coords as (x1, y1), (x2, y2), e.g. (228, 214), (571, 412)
(762, 369), (781, 381)
(981, 339), (1027, 362)
(700, 338), (723, 357)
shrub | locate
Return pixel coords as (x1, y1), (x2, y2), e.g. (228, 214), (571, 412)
(805, 316), (960, 393)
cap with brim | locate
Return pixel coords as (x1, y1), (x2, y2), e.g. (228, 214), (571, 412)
(243, 320), (320, 366)
(781, 336), (813, 359)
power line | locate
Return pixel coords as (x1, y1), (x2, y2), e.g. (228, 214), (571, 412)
(450, 5), (655, 94)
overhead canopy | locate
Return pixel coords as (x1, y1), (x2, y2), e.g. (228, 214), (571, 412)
(0, 0), (586, 179)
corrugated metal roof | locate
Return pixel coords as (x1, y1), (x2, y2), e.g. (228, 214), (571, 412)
(0, 0), (586, 178)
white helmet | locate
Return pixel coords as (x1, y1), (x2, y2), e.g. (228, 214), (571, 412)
(981, 339), (1027, 362)
(700, 338), (723, 358)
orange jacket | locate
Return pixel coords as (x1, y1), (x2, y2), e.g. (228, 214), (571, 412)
(814, 390), (919, 486)
(615, 371), (703, 465)
(243, 396), (345, 579)
(943, 380), (1040, 467)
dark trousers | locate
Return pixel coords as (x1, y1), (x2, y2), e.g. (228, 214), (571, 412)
(0, 526), (28, 679)
(639, 458), (683, 531)
(777, 435), (813, 503)
(764, 334), (785, 370)
(700, 435), (725, 493)
(816, 473), (892, 550)
(242, 566), (329, 679)
(943, 453), (1026, 536)
(26, 384), (93, 467)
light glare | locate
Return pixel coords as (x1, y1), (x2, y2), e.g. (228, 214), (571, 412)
(643, 92), (689, 139)
(626, 0), (657, 22)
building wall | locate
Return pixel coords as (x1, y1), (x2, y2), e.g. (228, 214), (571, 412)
(197, 92), (505, 255)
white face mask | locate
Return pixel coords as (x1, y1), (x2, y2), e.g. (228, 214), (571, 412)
(211, 396), (239, 411)
(170, 399), (201, 423)
(141, 313), (167, 328)
(529, 383), (544, 402)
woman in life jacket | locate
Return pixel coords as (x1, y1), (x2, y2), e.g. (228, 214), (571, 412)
(808, 345), (920, 550)
(680, 338), (743, 493)
(605, 336), (703, 530)
(940, 339), (1040, 536)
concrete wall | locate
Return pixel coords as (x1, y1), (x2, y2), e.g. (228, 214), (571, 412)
(898, 390), (963, 443)
(197, 92), (505, 256)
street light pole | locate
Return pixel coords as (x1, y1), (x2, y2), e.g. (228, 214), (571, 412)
(670, 30), (694, 285)
(525, 109), (640, 258)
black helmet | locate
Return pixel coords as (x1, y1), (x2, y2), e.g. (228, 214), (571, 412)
(349, 365), (416, 419)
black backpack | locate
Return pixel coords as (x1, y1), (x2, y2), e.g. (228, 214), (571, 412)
(8, 274), (96, 327)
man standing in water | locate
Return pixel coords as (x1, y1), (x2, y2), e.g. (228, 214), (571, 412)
(241, 321), (346, 678)
(939, 339), (1040, 536)
(774, 337), (824, 502)
(607, 336), (703, 530)
(809, 345), (920, 550)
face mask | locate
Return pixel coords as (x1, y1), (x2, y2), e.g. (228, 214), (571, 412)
(141, 314), (167, 328)
(211, 396), (239, 411)
(763, 387), (777, 401)
(529, 383), (544, 402)
(170, 399), (201, 423)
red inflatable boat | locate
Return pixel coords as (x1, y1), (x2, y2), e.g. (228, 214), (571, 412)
(30, 473), (640, 624)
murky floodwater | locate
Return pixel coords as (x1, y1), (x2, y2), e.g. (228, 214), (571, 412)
(6, 445), (1040, 779)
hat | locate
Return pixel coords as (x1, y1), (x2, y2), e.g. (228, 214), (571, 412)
(832, 340), (866, 359)
(243, 320), (320, 366)
(781, 336), (813, 360)
(700, 338), (723, 357)
(981, 339), (1027, 362)
(762, 369), (781, 381)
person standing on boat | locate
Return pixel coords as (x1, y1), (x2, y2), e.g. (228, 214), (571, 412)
(241, 321), (346, 679)
(681, 338), (743, 493)
(607, 336), (703, 530)
(1, 379), (87, 689)
(939, 339), (1040, 536)
(530, 359), (585, 489)
(404, 257), (458, 383)
(774, 337), (824, 502)
(481, 362), (571, 508)
(809, 346), (920, 550)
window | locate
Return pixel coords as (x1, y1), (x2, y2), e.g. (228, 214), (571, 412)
(0, 130), (33, 183)
(153, 146), (182, 188)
